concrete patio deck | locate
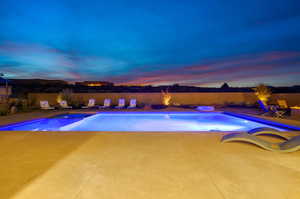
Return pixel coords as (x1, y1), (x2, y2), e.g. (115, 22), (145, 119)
(0, 108), (300, 199)
(1, 131), (300, 199)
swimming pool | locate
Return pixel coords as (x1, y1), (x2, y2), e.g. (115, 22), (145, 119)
(0, 114), (92, 131)
(0, 112), (298, 132)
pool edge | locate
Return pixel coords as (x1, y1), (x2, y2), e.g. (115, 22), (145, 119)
(223, 111), (300, 131)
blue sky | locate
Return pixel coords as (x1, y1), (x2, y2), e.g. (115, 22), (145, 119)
(0, 0), (300, 86)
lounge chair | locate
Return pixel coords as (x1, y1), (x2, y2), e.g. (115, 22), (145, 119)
(276, 99), (291, 116)
(59, 100), (72, 109)
(247, 127), (298, 140)
(221, 132), (300, 152)
(258, 100), (285, 118)
(258, 100), (269, 113)
(270, 106), (286, 118)
(82, 99), (96, 109)
(277, 99), (289, 109)
(115, 98), (125, 109)
(128, 99), (137, 109)
(99, 99), (111, 109)
(40, 101), (55, 110)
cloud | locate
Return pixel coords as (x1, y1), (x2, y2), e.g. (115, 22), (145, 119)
(111, 51), (300, 86)
(0, 42), (299, 86)
(0, 41), (129, 80)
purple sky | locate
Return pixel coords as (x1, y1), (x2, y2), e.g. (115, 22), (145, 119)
(0, 0), (300, 87)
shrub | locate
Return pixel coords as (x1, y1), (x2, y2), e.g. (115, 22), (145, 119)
(27, 95), (37, 108)
(161, 89), (171, 106)
(70, 96), (85, 108)
(21, 99), (31, 112)
(0, 103), (9, 116)
(7, 97), (37, 113)
(253, 84), (272, 103)
(151, 104), (167, 109)
(57, 88), (73, 103)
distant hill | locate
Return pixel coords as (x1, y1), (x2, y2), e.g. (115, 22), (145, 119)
(3, 78), (300, 97)
(8, 79), (68, 86)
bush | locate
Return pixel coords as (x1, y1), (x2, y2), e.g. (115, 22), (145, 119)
(0, 103), (9, 116)
(69, 96), (85, 108)
(21, 99), (31, 112)
(253, 84), (272, 102)
(27, 95), (37, 108)
(7, 97), (37, 113)
(151, 104), (167, 109)
(57, 88), (73, 103)
(161, 89), (171, 106)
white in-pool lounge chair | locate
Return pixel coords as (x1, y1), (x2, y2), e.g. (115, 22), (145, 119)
(247, 127), (300, 140)
(82, 99), (96, 109)
(99, 99), (111, 109)
(59, 100), (72, 109)
(40, 101), (55, 110)
(115, 98), (125, 109)
(221, 132), (300, 153)
(128, 99), (137, 109)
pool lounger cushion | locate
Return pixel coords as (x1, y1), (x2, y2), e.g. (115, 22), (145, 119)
(221, 132), (300, 152)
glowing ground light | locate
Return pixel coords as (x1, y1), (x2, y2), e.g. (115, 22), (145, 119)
(291, 106), (300, 109)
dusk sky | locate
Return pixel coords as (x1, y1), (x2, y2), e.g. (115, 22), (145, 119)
(0, 0), (300, 87)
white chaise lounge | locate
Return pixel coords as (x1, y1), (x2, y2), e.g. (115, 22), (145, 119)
(99, 99), (111, 109)
(59, 100), (72, 109)
(115, 98), (125, 109)
(82, 99), (96, 109)
(128, 99), (137, 109)
(40, 101), (55, 110)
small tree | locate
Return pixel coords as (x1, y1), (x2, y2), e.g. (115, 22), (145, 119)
(161, 89), (171, 106)
(57, 88), (73, 103)
(253, 84), (272, 102)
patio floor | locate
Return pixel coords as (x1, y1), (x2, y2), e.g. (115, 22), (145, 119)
(1, 131), (300, 199)
(0, 108), (300, 199)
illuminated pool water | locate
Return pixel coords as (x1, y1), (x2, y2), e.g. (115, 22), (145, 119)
(0, 112), (296, 132)
(0, 114), (92, 131)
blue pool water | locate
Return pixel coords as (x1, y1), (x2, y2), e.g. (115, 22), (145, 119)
(0, 112), (291, 132)
(0, 114), (92, 131)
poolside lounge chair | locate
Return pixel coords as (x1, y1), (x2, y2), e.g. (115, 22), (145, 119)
(258, 100), (285, 118)
(277, 99), (289, 109)
(40, 101), (55, 110)
(258, 100), (270, 114)
(59, 100), (72, 109)
(82, 99), (96, 109)
(276, 99), (291, 116)
(221, 132), (300, 152)
(128, 99), (137, 109)
(115, 98), (125, 109)
(270, 106), (286, 118)
(99, 99), (111, 109)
